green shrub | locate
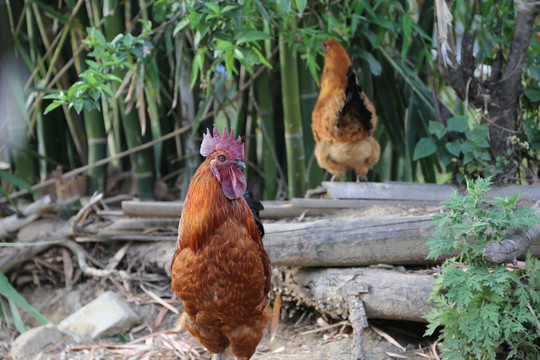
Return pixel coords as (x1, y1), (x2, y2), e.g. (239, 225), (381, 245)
(424, 177), (540, 359)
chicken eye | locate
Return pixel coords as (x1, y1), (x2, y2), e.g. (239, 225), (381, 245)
(217, 155), (226, 162)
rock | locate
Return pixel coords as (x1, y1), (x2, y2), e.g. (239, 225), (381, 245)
(10, 324), (63, 360)
(57, 291), (139, 340)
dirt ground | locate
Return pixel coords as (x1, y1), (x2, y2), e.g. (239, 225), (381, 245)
(0, 201), (439, 359)
(0, 276), (434, 360)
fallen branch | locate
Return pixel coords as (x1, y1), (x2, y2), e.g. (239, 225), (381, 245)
(264, 216), (438, 267)
(272, 266), (434, 359)
(483, 209), (540, 264)
(0, 195), (53, 237)
(0, 194), (102, 273)
(273, 267), (435, 323)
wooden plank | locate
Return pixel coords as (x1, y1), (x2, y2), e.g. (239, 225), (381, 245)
(323, 181), (540, 202)
(323, 181), (458, 201)
(292, 198), (441, 208)
(486, 185), (540, 200)
(121, 200), (336, 219)
(263, 215), (439, 266)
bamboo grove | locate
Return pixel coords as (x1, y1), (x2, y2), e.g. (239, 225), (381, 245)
(0, 0), (539, 203)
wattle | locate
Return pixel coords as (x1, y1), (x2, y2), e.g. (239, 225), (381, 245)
(222, 167), (246, 200)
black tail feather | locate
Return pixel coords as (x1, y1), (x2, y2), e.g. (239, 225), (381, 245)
(336, 66), (373, 132)
(243, 189), (265, 238)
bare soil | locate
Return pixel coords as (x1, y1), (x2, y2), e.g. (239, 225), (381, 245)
(0, 202), (437, 359)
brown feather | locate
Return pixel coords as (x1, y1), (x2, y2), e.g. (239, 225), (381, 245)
(171, 151), (271, 359)
(311, 39), (381, 180)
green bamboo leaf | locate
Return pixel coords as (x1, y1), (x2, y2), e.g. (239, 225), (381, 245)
(253, 47), (273, 69)
(277, 0), (292, 13)
(0, 272), (50, 328)
(295, 0), (307, 14)
(447, 116), (469, 133)
(190, 52), (202, 89)
(413, 137), (437, 160)
(204, 3), (220, 14)
(236, 30), (272, 45)
(8, 298), (27, 333)
(0, 170), (36, 196)
(358, 49), (381, 76)
(222, 5), (239, 13)
(98, 83), (115, 98)
(216, 40), (235, 51)
(73, 99), (84, 114)
(401, 15), (411, 61)
(44, 101), (64, 115)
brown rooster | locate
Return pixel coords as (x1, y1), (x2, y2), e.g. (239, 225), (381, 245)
(312, 38), (380, 181)
(171, 125), (271, 360)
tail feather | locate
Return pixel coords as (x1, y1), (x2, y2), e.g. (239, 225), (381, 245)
(243, 189), (265, 239)
(336, 66), (373, 132)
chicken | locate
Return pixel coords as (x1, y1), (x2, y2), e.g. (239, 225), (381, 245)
(170, 125), (271, 360)
(311, 38), (380, 181)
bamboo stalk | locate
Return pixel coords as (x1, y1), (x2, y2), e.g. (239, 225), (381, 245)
(298, 57), (323, 189)
(103, 1), (155, 199)
(279, 30), (306, 198)
(255, 68), (278, 199)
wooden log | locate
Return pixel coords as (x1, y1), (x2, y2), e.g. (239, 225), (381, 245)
(323, 181), (458, 201)
(273, 266), (435, 323)
(264, 215), (438, 266)
(323, 181), (540, 202)
(83, 210), (540, 267)
(483, 209), (540, 264)
(121, 200), (339, 219)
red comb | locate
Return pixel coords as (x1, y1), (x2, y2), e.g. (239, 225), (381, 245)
(200, 125), (244, 160)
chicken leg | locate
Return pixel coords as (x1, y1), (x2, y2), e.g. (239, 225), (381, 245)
(212, 350), (225, 360)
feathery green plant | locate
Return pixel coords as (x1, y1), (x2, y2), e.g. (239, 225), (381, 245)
(424, 177), (540, 359)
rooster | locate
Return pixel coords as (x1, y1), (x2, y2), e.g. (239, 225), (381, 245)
(171, 125), (271, 360)
(311, 38), (380, 181)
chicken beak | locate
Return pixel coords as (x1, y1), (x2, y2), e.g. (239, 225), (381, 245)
(232, 160), (246, 169)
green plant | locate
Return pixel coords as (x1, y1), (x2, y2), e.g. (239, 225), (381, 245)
(424, 177), (540, 359)
(44, 23), (154, 115)
(413, 114), (496, 183)
(0, 271), (49, 333)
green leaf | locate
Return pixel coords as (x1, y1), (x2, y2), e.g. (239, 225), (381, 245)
(0, 272), (50, 329)
(173, 17), (190, 37)
(204, 2), (220, 14)
(253, 47), (273, 69)
(236, 30), (272, 45)
(73, 99), (84, 114)
(447, 115), (469, 133)
(44, 101), (64, 115)
(429, 120), (447, 140)
(277, 0), (292, 13)
(0, 170), (37, 197)
(446, 140), (461, 157)
(524, 89), (540, 102)
(528, 66), (540, 79)
(295, 0), (307, 14)
(215, 40), (235, 51)
(413, 137), (437, 160)
(401, 15), (411, 61)
(190, 52), (202, 90)
(358, 49), (382, 76)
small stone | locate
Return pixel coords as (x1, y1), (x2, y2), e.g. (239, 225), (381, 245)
(57, 291), (139, 340)
(10, 324), (63, 360)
